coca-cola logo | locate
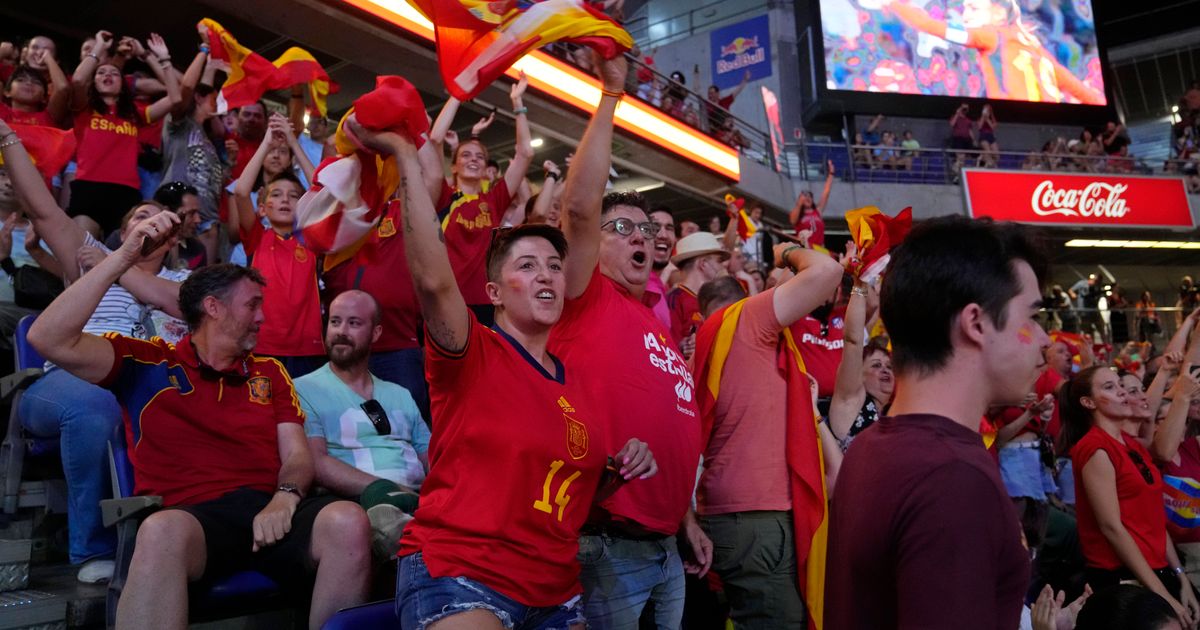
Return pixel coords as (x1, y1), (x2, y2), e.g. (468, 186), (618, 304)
(1031, 181), (1131, 219)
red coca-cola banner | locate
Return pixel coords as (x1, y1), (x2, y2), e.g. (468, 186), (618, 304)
(962, 169), (1194, 228)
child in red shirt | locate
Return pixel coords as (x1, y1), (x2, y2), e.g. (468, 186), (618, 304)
(68, 32), (180, 235)
(1, 61), (69, 127)
(231, 114), (322, 377)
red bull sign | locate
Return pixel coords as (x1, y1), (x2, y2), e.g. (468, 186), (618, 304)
(711, 14), (773, 89)
(962, 169), (1194, 229)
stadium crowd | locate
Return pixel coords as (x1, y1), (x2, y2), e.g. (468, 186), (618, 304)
(2, 19), (1200, 630)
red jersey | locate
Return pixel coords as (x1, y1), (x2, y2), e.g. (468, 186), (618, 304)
(789, 311), (845, 398)
(549, 268), (701, 535)
(99, 333), (304, 506)
(73, 104), (149, 189)
(229, 132), (262, 179)
(242, 222), (324, 358)
(794, 210), (825, 247)
(400, 314), (605, 606)
(323, 203), (421, 351)
(1071, 427), (1167, 570)
(437, 179), (512, 306)
(0, 103), (53, 127)
(1037, 368), (1065, 440)
(666, 285), (701, 344)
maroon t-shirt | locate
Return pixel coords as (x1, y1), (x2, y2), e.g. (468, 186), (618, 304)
(826, 414), (1030, 630)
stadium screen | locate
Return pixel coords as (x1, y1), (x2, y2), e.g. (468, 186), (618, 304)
(819, 0), (1106, 106)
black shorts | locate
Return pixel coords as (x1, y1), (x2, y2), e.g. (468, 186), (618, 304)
(67, 179), (143, 238)
(950, 136), (976, 151)
(170, 487), (341, 591)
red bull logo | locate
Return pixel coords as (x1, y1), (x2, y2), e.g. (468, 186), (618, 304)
(716, 35), (766, 73)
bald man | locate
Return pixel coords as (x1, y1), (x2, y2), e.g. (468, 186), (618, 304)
(294, 290), (430, 558)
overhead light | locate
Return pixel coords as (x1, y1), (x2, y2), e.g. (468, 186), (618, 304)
(1065, 239), (1200, 249)
(339, 0), (741, 180)
(530, 138), (544, 148)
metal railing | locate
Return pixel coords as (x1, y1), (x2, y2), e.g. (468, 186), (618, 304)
(539, 41), (777, 168)
(622, 0), (770, 49)
(1043, 305), (1197, 352)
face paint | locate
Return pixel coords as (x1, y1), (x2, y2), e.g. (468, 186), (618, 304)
(1017, 323), (1035, 345)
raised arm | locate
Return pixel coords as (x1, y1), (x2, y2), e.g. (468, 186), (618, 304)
(504, 73), (535, 196)
(171, 50), (209, 119)
(27, 212), (179, 382)
(21, 224), (64, 278)
(1151, 366), (1200, 462)
(829, 273), (869, 439)
(527, 161), (561, 223)
(274, 114), (315, 184)
(562, 54), (627, 299)
(355, 122), (469, 353)
(0, 120), (85, 281)
(771, 242), (842, 328)
(233, 123), (280, 234)
(40, 52), (71, 128)
(71, 31), (111, 111)
(815, 161), (835, 214)
(117, 265), (184, 319)
(419, 96), (461, 203)
(141, 34), (182, 124)
(728, 70), (752, 101)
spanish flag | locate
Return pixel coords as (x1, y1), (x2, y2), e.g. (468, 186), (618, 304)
(693, 300), (828, 629)
(201, 19), (339, 116)
(407, 0), (634, 100)
(723, 193), (758, 241)
(0, 123), (76, 179)
(845, 205), (912, 283)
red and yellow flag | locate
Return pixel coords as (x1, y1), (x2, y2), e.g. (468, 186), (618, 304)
(407, 0), (634, 100)
(844, 205), (912, 282)
(694, 300), (828, 629)
(0, 123), (77, 179)
(201, 19), (339, 116)
(723, 193), (758, 242)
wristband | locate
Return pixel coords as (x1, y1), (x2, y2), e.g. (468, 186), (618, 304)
(601, 88), (624, 98)
(513, 107), (528, 115)
(545, 171), (560, 181)
(1173, 566), (1185, 576)
(850, 286), (868, 298)
(199, 44), (210, 54)
(159, 56), (172, 64)
(779, 245), (804, 270)
(0, 136), (21, 149)
(86, 53), (100, 61)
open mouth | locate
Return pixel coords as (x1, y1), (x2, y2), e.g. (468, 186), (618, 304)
(654, 242), (671, 256)
(536, 289), (556, 302)
(631, 251), (647, 266)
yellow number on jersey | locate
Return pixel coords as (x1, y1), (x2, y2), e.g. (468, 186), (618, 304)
(534, 460), (583, 522)
(1013, 49), (1063, 103)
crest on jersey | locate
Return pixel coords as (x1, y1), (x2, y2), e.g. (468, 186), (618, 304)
(560, 397), (588, 460)
(247, 376), (272, 405)
(378, 216), (396, 238)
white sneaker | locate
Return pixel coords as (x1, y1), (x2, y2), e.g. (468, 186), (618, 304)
(77, 558), (115, 584)
(367, 504), (413, 561)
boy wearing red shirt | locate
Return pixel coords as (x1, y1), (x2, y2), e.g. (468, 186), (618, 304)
(232, 120), (324, 377)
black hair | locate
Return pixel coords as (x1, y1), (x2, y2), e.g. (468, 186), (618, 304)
(863, 336), (891, 360)
(4, 65), (47, 96)
(485, 223), (569, 283)
(486, 158), (500, 170)
(153, 181), (199, 212)
(601, 190), (649, 218)
(698, 276), (746, 318)
(1074, 584), (1177, 630)
(178, 264), (267, 330)
(879, 216), (1047, 376)
(260, 171), (304, 202)
(87, 64), (137, 122)
(1056, 365), (1107, 456)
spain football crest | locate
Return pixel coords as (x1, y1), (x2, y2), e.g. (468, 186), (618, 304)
(247, 376), (272, 405)
(378, 216), (396, 238)
(294, 247), (308, 263)
(564, 415), (588, 460)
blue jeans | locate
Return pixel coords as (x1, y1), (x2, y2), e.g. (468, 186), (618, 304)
(19, 368), (119, 563)
(397, 552), (585, 629)
(577, 535), (685, 630)
(369, 348), (429, 423)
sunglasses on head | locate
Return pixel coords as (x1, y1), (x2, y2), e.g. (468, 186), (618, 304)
(601, 218), (656, 239)
(360, 400), (392, 436)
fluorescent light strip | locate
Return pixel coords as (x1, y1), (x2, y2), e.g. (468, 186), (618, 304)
(340, 0), (740, 179)
(1065, 239), (1200, 249)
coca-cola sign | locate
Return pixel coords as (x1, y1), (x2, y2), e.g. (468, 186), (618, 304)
(963, 169), (1193, 228)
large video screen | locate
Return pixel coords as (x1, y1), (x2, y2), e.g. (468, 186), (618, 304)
(819, 0), (1106, 105)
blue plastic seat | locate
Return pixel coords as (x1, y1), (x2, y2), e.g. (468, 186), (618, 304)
(0, 315), (58, 515)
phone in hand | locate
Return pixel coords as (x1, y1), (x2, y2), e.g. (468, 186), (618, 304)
(140, 220), (181, 256)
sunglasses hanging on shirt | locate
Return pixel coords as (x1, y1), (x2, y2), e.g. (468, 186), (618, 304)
(360, 399), (392, 436)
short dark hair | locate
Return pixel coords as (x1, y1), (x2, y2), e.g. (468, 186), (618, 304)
(699, 276), (746, 318)
(5, 65), (47, 93)
(153, 181), (199, 212)
(178, 264), (266, 330)
(880, 216), (1047, 375)
(601, 190), (649, 218)
(486, 158), (500, 170)
(261, 171), (304, 200)
(485, 224), (569, 283)
(1074, 584), (1176, 630)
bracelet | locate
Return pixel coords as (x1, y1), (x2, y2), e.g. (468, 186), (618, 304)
(0, 137), (21, 149)
(850, 286), (868, 297)
(86, 53), (100, 61)
(779, 245), (804, 269)
(545, 171), (560, 181)
(601, 88), (624, 99)
(199, 44), (210, 54)
(513, 107), (528, 115)
(1173, 566), (1185, 576)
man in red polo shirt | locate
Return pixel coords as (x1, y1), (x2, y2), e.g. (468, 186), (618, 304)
(26, 213), (370, 629)
(549, 54), (708, 629)
(226, 100), (266, 178)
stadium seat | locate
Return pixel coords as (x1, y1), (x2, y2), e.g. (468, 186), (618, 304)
(322, 599), (396, 629)
(0, 315), (60, 515)
(102, 425), (285, 629)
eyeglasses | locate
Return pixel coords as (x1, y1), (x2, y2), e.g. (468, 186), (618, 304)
(1127, 448), (1155, 485)
(601, 218), (656, 239)
(360, 400), (392, 436)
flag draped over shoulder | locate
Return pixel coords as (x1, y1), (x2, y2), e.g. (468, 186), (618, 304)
(200, 19), (339, 116)
(844, 205), (912, 283)
(693, 300), (828, 630)
(0, 123), (76, 179)
(295, 76), (428, 261)
(407, 0), (634, 101)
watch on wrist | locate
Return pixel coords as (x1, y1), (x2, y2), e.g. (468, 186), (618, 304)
(277, 482), (303, 500)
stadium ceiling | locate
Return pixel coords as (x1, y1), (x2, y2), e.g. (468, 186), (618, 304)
(1095, 0), (1200, 48)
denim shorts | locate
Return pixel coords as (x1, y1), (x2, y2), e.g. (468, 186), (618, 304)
(396, 552), (585, 630)
(998, 443), (1057, 501)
